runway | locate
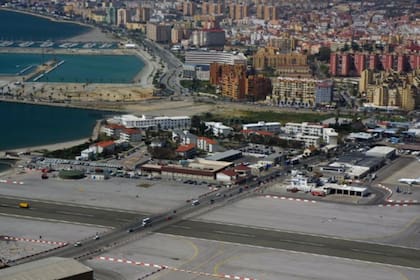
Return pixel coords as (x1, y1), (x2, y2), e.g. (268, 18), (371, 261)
(0, 196), (143, 227)
(2, 196), (419, 269)
(156, 220), (420, 269)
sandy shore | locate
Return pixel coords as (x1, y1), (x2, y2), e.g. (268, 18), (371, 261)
(67, 27), (117, 43)
(1, 138), (90, 154)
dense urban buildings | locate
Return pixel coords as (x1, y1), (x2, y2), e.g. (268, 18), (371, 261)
(361, 69), (420, 111)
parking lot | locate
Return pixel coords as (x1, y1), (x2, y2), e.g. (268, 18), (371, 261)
(0, 171), (214, 213)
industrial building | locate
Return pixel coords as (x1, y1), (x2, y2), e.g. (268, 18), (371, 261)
(0, 257), (93, 280)
(141, 158), (233, 181)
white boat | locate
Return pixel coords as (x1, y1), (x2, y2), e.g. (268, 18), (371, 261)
(40, 41), (54, 48)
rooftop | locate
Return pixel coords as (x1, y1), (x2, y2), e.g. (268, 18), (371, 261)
(0, 257), (92, 280)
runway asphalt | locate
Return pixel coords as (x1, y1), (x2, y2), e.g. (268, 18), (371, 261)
(0, 196), (143, 227)
(2, 196), (419, 269)
(156, 220), (420, 269)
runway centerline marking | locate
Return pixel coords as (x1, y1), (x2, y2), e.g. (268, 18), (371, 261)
(213, 230), (256, 238)
(55, 211), (94, 217)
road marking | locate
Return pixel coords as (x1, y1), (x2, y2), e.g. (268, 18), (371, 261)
(283, 239), (325, 247)
(214, 230), (255, 238)
(56, 211), (95, 217)
(97, 256), (258, 280)
(351, 248), (383, 255)
(158, 233), (420, 271)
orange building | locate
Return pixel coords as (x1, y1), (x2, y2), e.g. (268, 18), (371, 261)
(210, 63), (272, 101)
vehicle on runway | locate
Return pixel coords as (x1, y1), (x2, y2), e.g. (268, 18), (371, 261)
(142, 217), (152, 227)
(398, 177), (420, 185)
(19, 202), (30, 208)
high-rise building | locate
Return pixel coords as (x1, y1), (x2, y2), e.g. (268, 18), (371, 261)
(256, 5), (281, 21)
(246, 75), (273, 101)
(191, 29), (225, 47)
(267, 77), (325, 108)
(117, 8), (127, 26)
(147, 23), (172, 43)
(202, 1), (224, 15)
(228, 3), (249, 20)
(136, 6), (150, 22)
(359, 69), (373, 94)
(330, 53), (350, 76)
(106, 6), (117, 25)
(183, 1), (197, 16)
(365, 70), (420, 111)
(253, 47), (310, 77)
(210, 63), (271, 101)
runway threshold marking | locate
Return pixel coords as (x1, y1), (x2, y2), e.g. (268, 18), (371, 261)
(97, 256), (258, 280)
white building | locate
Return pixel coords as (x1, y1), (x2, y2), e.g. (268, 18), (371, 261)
(205, 122), (233, 137)
(120, 128), (143, 142)
(185, 50), (247, 66)
(284, 122), (324, 136)
(242, 121), (281, 134)
(112, 114), (191, 130)
(279, 134), (321, 147)
(284, 122), (338, 145)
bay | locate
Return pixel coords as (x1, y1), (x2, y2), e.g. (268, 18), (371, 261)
(0, 9), (90, 41)
(0, 102), (112, 151)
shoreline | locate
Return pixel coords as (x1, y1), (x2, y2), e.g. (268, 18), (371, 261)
(0, 7), (92, 28)
(0, 138), (90, 154)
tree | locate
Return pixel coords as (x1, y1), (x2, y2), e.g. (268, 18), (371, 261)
(317, 46), (331, 62)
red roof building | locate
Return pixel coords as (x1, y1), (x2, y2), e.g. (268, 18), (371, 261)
(176, 143), (197, 159)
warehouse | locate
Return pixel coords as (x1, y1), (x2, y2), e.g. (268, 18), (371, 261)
(0, 257), (93, 280)
(365, 146), (396, 159)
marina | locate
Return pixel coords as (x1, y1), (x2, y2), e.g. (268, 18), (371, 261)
(0, 40), (117, 49)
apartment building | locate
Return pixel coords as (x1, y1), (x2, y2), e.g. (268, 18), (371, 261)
(113, 114), (191, 130)
(253, 47), (311, 78)
(205, 122), (233, 137)
(331, 52), (420, 77)
(283, 122), (338, 147)
(228, 3), (249, 20)
(191, 29), (226, 47)
(147, 23), (171, 43)
(210, 63), (271, 100)
(242, 121), (281, 134)
(268, 77), (326, 108)
(363, 69), (420, 111)
(201, 1), (224, 15)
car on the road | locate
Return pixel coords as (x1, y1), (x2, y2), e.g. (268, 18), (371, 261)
(74, 242), (82, 247)
(93, 235), (100, 240)
(191, 199), (200, 206)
